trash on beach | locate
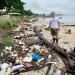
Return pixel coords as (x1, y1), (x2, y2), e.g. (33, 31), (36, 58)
(63, 41), (69, 44)
(1, 63), (9, 69)
(24, 63), (33, 68)
(23, 57), (32, 63)
(5, 46), (12, 51)
(32, 53), (41, 61)
(0, 63), (9, 75)
(65, 29), (71, 34)
(12, 65), (24, 71)
(0, 22), (59, 75)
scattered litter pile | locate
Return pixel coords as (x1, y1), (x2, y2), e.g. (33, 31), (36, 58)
(0, 22), (58, 75)
(0, 21), (75, 75)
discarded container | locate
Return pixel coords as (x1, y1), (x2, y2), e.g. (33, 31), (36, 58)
(0, 63), (9, 75)
(1, 63), (9, 69)
(65, 29), (71, 34)
(12, 65), (23, 71)
(38, 57), (44, 61)
(32, 53), (41, 61)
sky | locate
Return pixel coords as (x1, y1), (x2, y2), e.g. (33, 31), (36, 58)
(22, 0), (75, 14)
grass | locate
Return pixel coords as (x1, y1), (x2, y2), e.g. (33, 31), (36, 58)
(2, 32), (13, 47)
(0, 32), (13, 55)
(0, 16), (22, 55)
(0, 16), (21, 29)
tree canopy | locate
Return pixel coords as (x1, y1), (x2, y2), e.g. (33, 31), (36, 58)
(0, 0), (25, 13)
(0, 0), (33, 16)
(23, 10), (33, 16)
(0, 0), (6, 10)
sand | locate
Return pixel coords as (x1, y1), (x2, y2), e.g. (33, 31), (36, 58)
(34, 18), (75, 70)
(5, 18), (75, 75)
(34, 18), (75, 52)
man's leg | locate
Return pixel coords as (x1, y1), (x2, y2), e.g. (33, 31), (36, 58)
(53, 36), (55, 43)
(51, 28), (57, 43)
(52, 35), (58, 44)
(55, 35), (58, 44)
(55, 29), (58, 44)
(51, 29), (55, 43)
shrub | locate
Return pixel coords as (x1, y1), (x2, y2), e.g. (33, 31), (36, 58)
(0, 16), (21, 29)
(2, 32), (13, 46)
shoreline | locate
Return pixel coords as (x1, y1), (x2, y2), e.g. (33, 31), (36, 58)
(61, 25), (75, 26)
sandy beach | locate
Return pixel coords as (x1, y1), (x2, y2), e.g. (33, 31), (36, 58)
(32, 18), (75, 71)
(1, 0), (75, 74)
(21, 18), (75, 75)
(34, 17), (75, 52)
(3, 17), (75, 75)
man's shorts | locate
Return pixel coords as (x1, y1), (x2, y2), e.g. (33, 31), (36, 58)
(51, 28), (58, 36)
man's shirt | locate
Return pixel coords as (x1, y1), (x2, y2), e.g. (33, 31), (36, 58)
(50, 17), (59, 29)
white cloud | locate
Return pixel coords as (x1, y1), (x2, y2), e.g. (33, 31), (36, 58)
(22, 0), (75, 14)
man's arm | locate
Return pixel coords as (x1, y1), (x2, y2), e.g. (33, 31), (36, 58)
(58, 21), (60, 31)
(48, 22), (51, 31)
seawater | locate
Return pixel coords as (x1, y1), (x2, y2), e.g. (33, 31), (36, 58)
(37, 15), (75, 25)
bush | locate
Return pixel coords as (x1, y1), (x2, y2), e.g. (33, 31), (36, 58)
(0, 19), (6, 28)
(0, 16), (21, 29)
(10, 16), (21, 27)
(0, 16), (22, 54)
(2, 32), (13, 46)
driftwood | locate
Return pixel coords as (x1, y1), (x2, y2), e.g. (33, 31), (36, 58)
(34, 27), (75, 75)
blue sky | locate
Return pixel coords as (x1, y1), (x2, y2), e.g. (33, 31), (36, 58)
(22, 0), (75, 14)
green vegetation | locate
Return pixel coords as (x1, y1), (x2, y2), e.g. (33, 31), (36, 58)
(0, 16), (21, 29)
(0, 0), (25, 14)
(0, 16), (22, 54)
(2, 32), (12, 46)
(0, 0), (34, 55)
(23, 10), (33, 16)
(0, 0), (33, 16)
(0, 32), (12, 54)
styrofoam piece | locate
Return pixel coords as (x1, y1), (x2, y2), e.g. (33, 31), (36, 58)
(33, 45), (41, 50)
(48, 55), (51, 59)
(5, 46), (12, 51)
(23, 57), (32, 62)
